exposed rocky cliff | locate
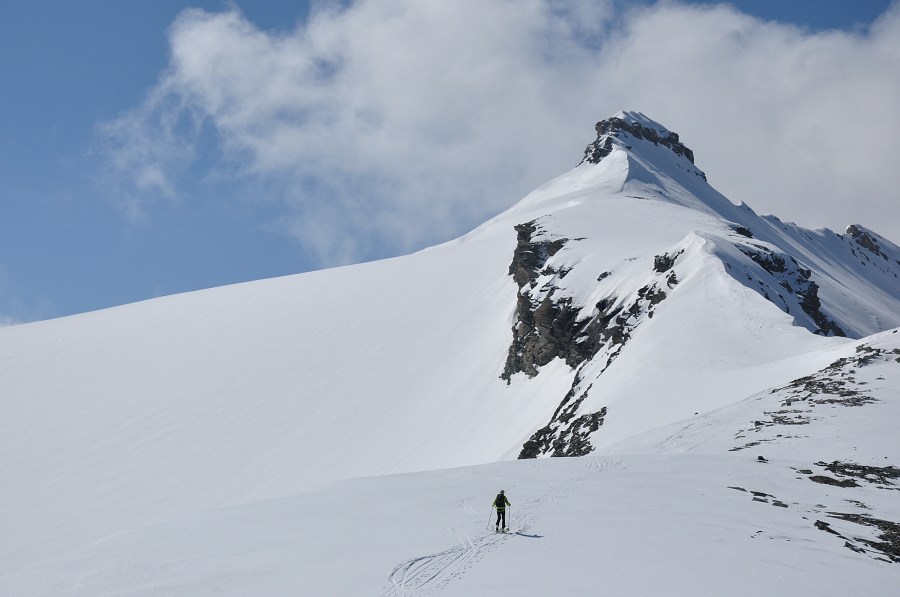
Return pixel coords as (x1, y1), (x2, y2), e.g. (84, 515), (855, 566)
(503, 222), (596, 381)
(503, 214), (682, 457)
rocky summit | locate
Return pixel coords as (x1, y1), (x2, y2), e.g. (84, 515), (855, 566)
(581, 111), (699, 168)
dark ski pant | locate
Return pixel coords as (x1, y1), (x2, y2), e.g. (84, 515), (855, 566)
(495, 508), (506, 529)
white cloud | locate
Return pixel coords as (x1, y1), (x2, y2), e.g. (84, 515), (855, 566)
(597, 2), (900, 237)
(94, 84), (200, 221)
(97, 0), (900, 264)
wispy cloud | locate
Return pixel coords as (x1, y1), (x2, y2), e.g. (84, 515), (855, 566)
(95, 0), (900, 263)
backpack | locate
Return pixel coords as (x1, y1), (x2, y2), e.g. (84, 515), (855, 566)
(494, 494), (506, 508)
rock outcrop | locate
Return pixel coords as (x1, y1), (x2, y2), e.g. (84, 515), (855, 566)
(580, 115), (704, 179)
(736, 244), (845, 337)
(502, 222), (601, 380)
(504, 218), (683, 458)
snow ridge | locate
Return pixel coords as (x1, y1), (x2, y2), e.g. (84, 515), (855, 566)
(501, 113), (900, 458)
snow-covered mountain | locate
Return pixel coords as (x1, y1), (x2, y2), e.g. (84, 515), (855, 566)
(2, 111), (898, 594)
(490, 111), (900, 458)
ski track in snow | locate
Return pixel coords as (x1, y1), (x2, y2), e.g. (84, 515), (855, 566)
(381, 528), (510, 597)
(381, 458), (621, 596)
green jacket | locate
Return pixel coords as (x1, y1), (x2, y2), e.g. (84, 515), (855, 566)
(492, 494), (511, 510)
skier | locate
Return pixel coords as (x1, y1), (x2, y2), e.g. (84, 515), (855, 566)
(492, 490), (511, 532)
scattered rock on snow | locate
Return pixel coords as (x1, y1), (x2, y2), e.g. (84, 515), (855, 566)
(809, 475), (861, 488)
(825, 513), (900, 563)
(814, 461), (900, 487)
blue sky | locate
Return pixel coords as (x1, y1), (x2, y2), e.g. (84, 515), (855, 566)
(2, 0), (898, 323)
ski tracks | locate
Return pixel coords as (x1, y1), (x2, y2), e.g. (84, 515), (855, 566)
(380, 457), (622, 595)
(381, 499), (543, 596)
(381, 527), (505, 596)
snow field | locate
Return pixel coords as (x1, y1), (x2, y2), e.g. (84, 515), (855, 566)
(4, 450), (897, 596)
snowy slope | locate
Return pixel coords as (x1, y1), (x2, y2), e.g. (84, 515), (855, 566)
(0, 229), (563, 571)
(3, 331), (898, 595)
(2, 111), (899, 590)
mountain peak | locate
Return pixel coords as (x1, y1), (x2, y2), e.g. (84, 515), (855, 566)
(611, 110), (673, 135)
(580, 111), (697, 167)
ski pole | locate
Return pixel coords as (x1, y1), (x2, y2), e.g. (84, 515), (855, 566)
(487, 506), (493, 531)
